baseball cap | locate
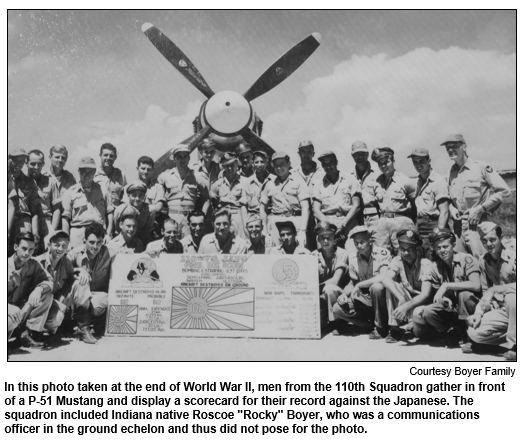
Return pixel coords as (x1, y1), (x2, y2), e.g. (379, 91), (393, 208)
(271, 151), (290, 162)
(78, 157), (97, 169)
(172, 144), (191, 155)
(318, 151), (337, 161)
(408, 148), (430, 158)
(298, 140), (314, 150)
(440, 134), (465, 146)
(351, 141), (368, 154)
(348, 225), (370, 238)
(275, 220), (297, 234)
(220, 152), (238, 166)
(252, 150), (268, 159)
(48, 230), (70, 243)
(9, 147), (29, 158)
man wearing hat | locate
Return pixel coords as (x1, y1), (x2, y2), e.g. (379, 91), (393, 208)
(108, 206), (145, 255)
(158, 144), (210, 240)
(198, 208), (248, 254)
(210, 152), (248, 239)
(8, 147), (43, 255)
(409, 147), (450, 256)
(260, 152), (310, 248)
(235, 142), (254, 178)
(94, 143), (127, 207)
(192, 138), (221, 189)
(245, 214), (266, 255)
(268, 220), (309, 255)
(333, 226), (392, 337)
(412, 228), (481, 344)
(443, 134), (511, 259)
(61, 157), (114, 249)
(312, 151), (362, 247)
(146, 218), (184, 257)
(464, 222), (516, 360)
(291, 140), (324, 188)
(381, 229), (434, 343)
(370, 147), (416, 254)
(179, 210), (206, 254)
(240, 150), (275, 220)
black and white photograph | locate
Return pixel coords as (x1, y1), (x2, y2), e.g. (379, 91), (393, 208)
(7, 10), (517, 361)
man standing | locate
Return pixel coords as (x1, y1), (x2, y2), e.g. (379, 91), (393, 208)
(125, 156), (165, 213)
(45, 145), (77, 202)
(192, 138), (221, 189)
(179, 211), (206, 254)
(107, 207), (145, 254)
(443, 134), (511, 258)
(241, 150), (274, 218)
(370, 147), (416, 254)
(8, 232), (54, 348)
(291, 140), (324, 188)
(464, 222), (516, 360)
(245, 214), (266, 255)
(409, 148), (449, 256)
(94, 143), (127, 206)
(62, 157), (114, 248)
(198, 209), (248, 254)
(146, 218), (184, 257)
(235, 142), (254, 178)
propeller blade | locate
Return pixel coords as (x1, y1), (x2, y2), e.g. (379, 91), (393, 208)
(241, 129), (276, 159)
(142, 23), (215, 99)
(243, 33), (322, 102)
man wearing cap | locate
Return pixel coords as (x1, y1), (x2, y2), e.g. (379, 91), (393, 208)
(192, 138), (221, 189)
(240, 150), (275, 219)
(370, 147), (416, 254)
(443, 134), (511, 259)
(198, 208), (248, 254)
(268, 221), (309, 255)
(260, 152), (310, 248)
(312, 222), (350, 330)
(235, 142), (254, 178)
(312, 151), (362, 247)
(107, 206), (145, 255)
(94, 143), (127, 207)
(27, 149), (62, 253)
(158, 144), (210, 240)
(464, 222), (516, 360)
(8, 232), (54, 348)
(245, 214), (266, 255)
(291, 140), (324, 188)
(124, 156), (165, 212)
(179, 210), (206, 254)
(8, 148), (43, 255)
(409, 148), (450, 256)
(381, 229), (434, 343)
(210, 152), (248, 239)
(146, 218), (184, 257)
(61, 157), (114, 249)
(412, 228), (481, 344)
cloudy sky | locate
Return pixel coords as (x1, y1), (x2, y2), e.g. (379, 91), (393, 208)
(8, 10), (516, 178)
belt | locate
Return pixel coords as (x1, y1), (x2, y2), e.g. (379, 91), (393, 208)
(418, 215), (439, 222)
(363, 207), (379, 216)
(323, 210), (344, 217)
(381, 212), (410, 219)
(270, 211), (301, 218)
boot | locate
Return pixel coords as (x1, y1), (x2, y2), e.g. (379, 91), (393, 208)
(19, 329), (44, 348)
(75, 307), (98, 345)
(78, 326), (97, 344)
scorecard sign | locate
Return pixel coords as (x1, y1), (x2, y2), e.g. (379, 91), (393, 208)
(105, 254), (321, 339)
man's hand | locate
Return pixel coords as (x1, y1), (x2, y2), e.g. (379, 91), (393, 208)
(479, 290), (495, 312)
(468, 206), (484, 226)
(450, 206), (460, 221)
(8, 304), (22, 324)
(76, 269), (91, 286)
(467, 314), (482, 329)
(433, 284), (449, 304)
(323, 283), (342, 301)
(28, 288), (43, 307)
(393, 302), (411, 322)
(337, 292), (349, 306)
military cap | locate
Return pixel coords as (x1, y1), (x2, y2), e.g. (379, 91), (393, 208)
(397, 229), (422, 246)
(245, 213), (262, 226)
(198, 138), (216, 150)
(118, 205), (140, 223)
(318, 150), (337, 161)
(48, 230), (70, 243)
(351, 141), (368, 154)
(298, 140), (314, 150)
(126, 180), (147, 194)
(477, 221), (498, 237)
(429, 228), (456, 244)
(408, 148), (430, 158)
(220, 152), (238, 166)
(275, 220), (297, 234)
(440, 134), (465, 145)
(235, 143), (252, 156)
(78, 157), (97, 169)
(172, 144), (191, 155)
(348, 225), (370, 238)
(371, 147), (394, 162)
(315, 221), (337, 236)
(271, 151), (290, 162)
(252, 150), (268, 159)
(9, 147), (29, 158)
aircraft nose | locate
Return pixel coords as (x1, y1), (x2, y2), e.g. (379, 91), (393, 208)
(204, 91), (252, 134)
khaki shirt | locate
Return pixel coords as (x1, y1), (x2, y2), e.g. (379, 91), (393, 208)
(34, 174), (61, 217)
(291, 163), (325, 190)
(123, 180), (166, 207)
(62, 183), (114, 228)
(114, 202), (155, 242)
(35, 252), (76, 298)
(312, 173), (361, 215)
(68, 245), (114, 293)
(240, 173), (275, 214)
(260, 174), (310, 215)
(192, 161), (221, 190)
(247, 239), (266, 255)
(349, 162), (380, 210)
(179, 235), (200, 254)
(387, 256), (432, 292)
(480, 247), (516, 297)
(210, 174), (247, 210)
(158, 167), (209, 210)
(145, 239), (184, 257)
(312, 247), (349, 284)
(11, 172), (42, 217)
(348, 245), (391, 282)
(424, 252), (479, 289)
(44, 169), (77, 204)
(448, 158), (511, 214)
(372, 171), (415, 214)
(268, 245), (309, 255)
(197, 233), (248, 255)
(107, 233), (145, 255)
(8, 256), (53, 305)
(94, 167), (127, 207)
(415, 169), (449, 218)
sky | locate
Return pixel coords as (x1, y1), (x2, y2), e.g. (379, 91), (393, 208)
(7, 10), (517, 179)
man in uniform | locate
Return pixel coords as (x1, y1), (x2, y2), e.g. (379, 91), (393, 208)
(62, 157), (114, 248)
(464, 222), (516, 360)
(210, 152), (247, 239)
(443, 134), (511, 258)
(245, 214), (266, 255)
(291, 140), (324, 188)
(235, 142), (254, 178)
(312, 151), (362, 247)
(158, 145), (210, 240)
(260, 152), (310, 247)
(268, 221), (309, 255)
(108, 206), (145, 255)
(124, 156), (165, 212)
(333, 226), (392, 336)
(8, 232), (53, 348)
(193, 138), (222, 189)
(412, 228), (481, 344)
(179, 211), (206, 254)
(198, 208), (248, 254)
(370, 147), (416, 254)
(381, 229), (434, 343)
(240, 150), (274, 219)
(94, 143), (127, 207)
(46, 145), (77, 202)
(146, 218), (184, 257)
(408, 148), (449, 256)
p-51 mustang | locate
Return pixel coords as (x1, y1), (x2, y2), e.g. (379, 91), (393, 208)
(141, 23), (321, 177)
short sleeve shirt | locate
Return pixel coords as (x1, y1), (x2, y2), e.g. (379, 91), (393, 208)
(415, 169), (449, 218)
(260, 174), (310, 215)
(268, 245), (309, 255)
(68, 245), (114, 293)
(94, 167), (127, 207)
(179, 235), (200, 254)
(197, 233), (248, 255)
(210, 174), (247, 210)
(192, 161), (221, 190)
(480, 247), (516, 292)
(8, 256), (53, 305)
(35, 253), (76, 297)
(423, 252), (480, 289)
(107, 234), (145, 255)
(44, 169), (77, 204)
(312, 247), (349, 284)
(387, 256), (432, 293)
(12, 172), (42, 217)
(349, 163), (380, 209)
(291, 163), (325, 191)
(240, 173), (275, 214)
(61, 183), (114, 228)
(348, 245), (392, 282)
(312, 173), (362, 214)
(123, 180), (166, 207)
(372, 171), (415, 214)
(145, 239), (184, 257)
(34, 174), (61, 217)
(158, 168), (209, 209)
(114, 203), (155, 241)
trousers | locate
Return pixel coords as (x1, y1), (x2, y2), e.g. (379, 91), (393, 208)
(333, 282), (386, 329)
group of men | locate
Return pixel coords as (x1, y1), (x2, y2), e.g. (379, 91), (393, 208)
(7, 134), (516, 361)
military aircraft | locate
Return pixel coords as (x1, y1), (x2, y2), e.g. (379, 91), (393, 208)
(141, 23), (321, 177)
